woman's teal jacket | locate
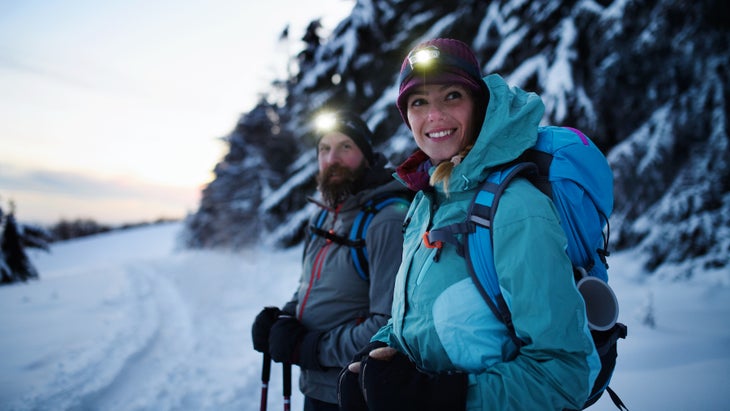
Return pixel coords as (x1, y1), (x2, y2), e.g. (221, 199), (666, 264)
(373, 74), (600, 410)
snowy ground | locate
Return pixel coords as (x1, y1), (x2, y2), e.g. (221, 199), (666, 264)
(0, 222), (728, 411)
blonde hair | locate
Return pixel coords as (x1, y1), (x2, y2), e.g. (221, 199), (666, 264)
(429, 144), (474, 195)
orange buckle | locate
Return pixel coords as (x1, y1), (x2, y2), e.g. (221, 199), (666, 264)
(422, 232), (443, 249)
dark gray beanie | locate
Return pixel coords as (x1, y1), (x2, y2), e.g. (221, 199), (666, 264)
(316, 111), (375, 165)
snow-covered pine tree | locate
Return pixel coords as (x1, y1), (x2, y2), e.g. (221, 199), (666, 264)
(182, 102), (303, 249)
(184, 0), (729, 278)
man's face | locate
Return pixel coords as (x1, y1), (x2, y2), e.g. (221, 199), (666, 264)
(317, 132), (368, 206)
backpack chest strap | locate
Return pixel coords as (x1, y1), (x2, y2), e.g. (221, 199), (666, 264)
(308, 195), (411, 281)
(425, 222), (473, 257)
(308, 225), (365, 248)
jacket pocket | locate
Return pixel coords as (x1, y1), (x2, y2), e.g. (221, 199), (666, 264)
(433, 278), (513, 372)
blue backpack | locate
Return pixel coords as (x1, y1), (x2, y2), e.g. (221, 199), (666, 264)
(427, 126), (628, 410)
(309, 195), (411, 281)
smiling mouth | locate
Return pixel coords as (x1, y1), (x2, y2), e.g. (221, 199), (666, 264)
(426, 129), (455, 139)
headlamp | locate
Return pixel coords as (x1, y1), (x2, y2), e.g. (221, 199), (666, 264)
(407, 46), (440, 69)
(312, 111), (375, 163)
(315, 112), (362, 135)
(314, 112), (338, 133)
(398, 44), (482, 88)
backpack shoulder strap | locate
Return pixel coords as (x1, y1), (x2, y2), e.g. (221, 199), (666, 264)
(309, 195), (410, 281)
(308, 209), (364, 247)
(465, 163), (537, 348)
(349, 195), (411, 281)
(426, 163), (537, 348)
(309, 208), (329, 239)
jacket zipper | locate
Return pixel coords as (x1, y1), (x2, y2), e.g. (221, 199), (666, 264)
(298, 205), (340, 321)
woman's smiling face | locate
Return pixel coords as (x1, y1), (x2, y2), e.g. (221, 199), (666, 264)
(406, 83), (477, 164)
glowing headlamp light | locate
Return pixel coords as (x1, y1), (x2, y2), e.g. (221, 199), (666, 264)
(407, 46), (440, 69)
(315, 112), (361, 135)
(398, 44), (483, 89)
(315, 112), (338, 133)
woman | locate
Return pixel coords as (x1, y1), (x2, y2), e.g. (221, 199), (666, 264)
(337, 39), (600, 411)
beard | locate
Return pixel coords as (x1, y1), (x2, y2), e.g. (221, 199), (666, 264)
(317, 161), (368, 207)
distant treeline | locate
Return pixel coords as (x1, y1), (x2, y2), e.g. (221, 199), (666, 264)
(48, 217), (179, 242)
(1, 197), (180, 285)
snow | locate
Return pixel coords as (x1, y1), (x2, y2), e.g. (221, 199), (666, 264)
(2, 222), (729, 410)
(485, 26), (528, 73)
(543, 19), (577, 123)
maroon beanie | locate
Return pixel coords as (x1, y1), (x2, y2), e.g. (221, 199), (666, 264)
(396, 38), (486, 129)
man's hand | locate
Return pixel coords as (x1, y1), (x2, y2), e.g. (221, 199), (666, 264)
(268, 316), (323, 370)
(251, 306), (281, 354)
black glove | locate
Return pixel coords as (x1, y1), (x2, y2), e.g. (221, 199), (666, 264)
(351, 340), (388, 362)
(359, 350), (468, 411)
(338, 341), (387, 411)
(269, 316), (323, 370)
(338, 365), (367, 411)
(252, 306), (281, 353)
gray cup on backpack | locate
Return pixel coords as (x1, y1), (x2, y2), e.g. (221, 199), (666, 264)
(576, 268), (619, 331)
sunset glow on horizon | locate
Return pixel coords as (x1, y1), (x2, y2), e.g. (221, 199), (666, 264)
(0, 0), (352, 225)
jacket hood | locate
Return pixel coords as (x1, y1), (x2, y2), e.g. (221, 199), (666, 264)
(397, 74), (544, 193)
(447, 74), (544, 191)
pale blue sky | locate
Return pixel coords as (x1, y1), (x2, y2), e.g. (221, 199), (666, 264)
(0, 0), (352, 224)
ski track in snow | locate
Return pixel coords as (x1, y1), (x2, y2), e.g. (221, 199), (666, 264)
(79, 264), (194, 410)
(1, 223), (306, 411)
(1, 265), (150, 410)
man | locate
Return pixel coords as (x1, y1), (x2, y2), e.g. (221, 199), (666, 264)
(251, 111), (409, 411)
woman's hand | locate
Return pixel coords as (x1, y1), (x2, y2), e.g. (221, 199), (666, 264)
(340, 345), (468, 411)
(338, 342), (388, 411)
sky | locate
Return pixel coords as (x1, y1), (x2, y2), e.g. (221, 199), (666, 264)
(0, 0), (353, 225)
(0, 222), (728, 410)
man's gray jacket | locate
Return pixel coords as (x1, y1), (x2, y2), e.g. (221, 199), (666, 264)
(283, 167), (409, 404)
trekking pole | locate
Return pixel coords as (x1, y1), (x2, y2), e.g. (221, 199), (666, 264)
(260, 353), (271, 411)
(283, 362), (292, 411)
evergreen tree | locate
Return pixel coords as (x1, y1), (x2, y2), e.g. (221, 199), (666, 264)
(184, 0), (730, 278)
(0, 200), (50, 285)
(182, 101), (302, 249)
(1, 212), (40, 284)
